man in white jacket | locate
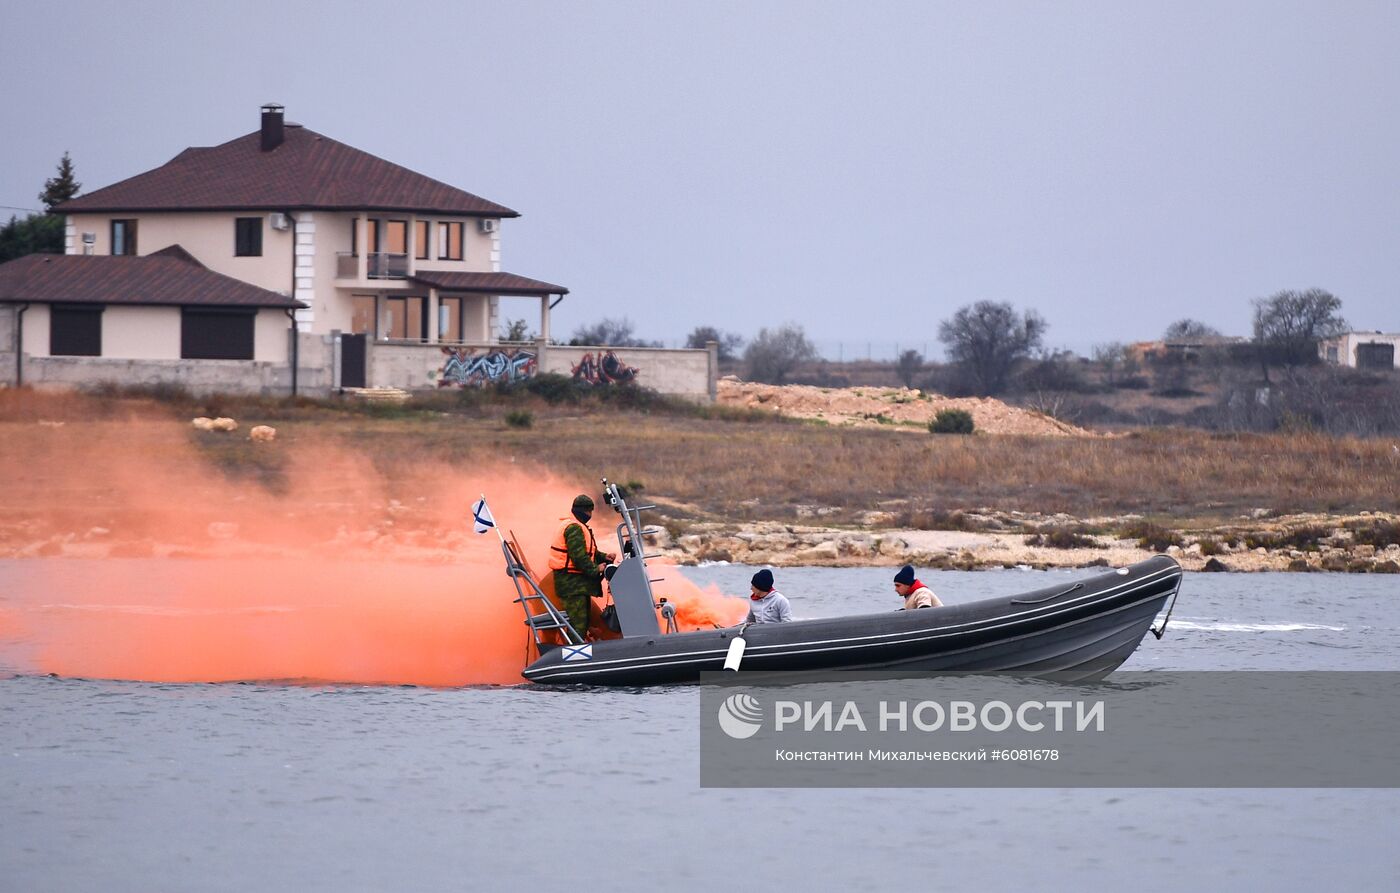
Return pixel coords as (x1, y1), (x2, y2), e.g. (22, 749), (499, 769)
(746, 568), (792, 623)
(893, 565), (942, 610)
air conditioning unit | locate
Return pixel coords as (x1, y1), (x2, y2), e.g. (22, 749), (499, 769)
(269, 212), (291, 231)
(478, 218), (498, 234)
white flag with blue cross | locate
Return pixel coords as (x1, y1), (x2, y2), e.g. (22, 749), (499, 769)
(471, 498), (496, 535)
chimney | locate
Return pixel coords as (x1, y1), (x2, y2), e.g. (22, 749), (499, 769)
(260, 103), (285, 151)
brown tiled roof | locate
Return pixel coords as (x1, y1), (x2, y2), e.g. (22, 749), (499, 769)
(0, 251), (304, 308)
(410, 271), (569, 296)
(56, 125), (519, 218)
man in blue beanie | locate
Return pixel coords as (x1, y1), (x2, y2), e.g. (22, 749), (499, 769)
(893, 565), (942, 610)
(746, 568), (792, 623)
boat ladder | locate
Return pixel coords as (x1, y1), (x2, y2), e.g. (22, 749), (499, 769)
(501, 534), (584, 649)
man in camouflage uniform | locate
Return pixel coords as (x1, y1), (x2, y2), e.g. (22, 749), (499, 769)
(548, 494), (615, 640)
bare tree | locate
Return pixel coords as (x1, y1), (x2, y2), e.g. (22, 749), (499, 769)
(1163, 318), (1221, 341)
(937, 301), (1046, 396)
(1252, 288), (1347, 368)
(570, 317), (661, 347)
(685, 325), (745, 362)
(744, 323), (818, 384)
(895, 349), (924, 388)
(1092, 342), (1127, 387)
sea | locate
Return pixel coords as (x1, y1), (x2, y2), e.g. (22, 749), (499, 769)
(2, 563), (1397, 892)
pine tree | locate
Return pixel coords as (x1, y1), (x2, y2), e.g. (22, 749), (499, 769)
(39, 151), (81, 211)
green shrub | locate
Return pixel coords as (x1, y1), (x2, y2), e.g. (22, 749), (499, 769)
(504, 409), (534, 429)
(929, 409), (975, 434)
(1244, 525), (1329, 552)
(1119, 520), (1184, 553)
(889, 508), (993, 532)
(1346, 519), (1400, 549)
(1026, 526), (1097, 549)
(357, 400), (417, 419)
(522, 373), (584, 404)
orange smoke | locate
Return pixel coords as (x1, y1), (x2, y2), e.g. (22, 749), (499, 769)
(652, 574), (749, 630)
(0, 407), (745, 685)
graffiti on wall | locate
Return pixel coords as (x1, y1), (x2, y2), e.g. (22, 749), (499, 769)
(571, 350), (640, 386)
(438, 347), (538, 388)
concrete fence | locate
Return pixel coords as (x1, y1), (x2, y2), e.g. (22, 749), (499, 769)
(1, 303), (717, 402)
(1, 320), (335, 397)
(369, 338), (718, 401)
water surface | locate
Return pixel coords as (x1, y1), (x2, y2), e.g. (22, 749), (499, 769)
(2, 563), (1397, 892)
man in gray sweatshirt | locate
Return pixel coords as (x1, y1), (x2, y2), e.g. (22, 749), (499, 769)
(746, 568), (792, 623)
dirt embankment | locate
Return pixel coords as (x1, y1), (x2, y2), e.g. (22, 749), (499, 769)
(716, 379), (1090, 436)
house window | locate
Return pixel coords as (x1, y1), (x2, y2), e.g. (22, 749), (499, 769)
(111, 219), (137, 255)
(352, 218), (382, 256)
(235, 217), (263, 256)
(384, 220), (407, 255)
(414, 220), (430, 259)
(438, 297), (463, 342)
(382, 296), (426, 341)
(181, 308), (256, 360)
(351, 295), (377, 336)
(50, 304), (103, 356)
(437, 222), (463, 260)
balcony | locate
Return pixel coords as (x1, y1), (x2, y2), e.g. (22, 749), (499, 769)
(336, 251), (409, 280)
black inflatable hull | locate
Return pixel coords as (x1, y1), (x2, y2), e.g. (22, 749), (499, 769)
(521, 556), (1183, 686)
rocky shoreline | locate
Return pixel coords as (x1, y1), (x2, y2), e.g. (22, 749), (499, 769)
(643, 510), (1400, 574)
(4, 508), (1397, 574)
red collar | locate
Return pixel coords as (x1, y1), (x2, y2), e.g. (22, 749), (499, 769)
(909, 579), (925, 592)
(751, 591), (771, 601)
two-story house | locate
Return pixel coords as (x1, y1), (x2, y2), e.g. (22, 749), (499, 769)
(1, 104), (573, 394)
(1, 105), (717, 399)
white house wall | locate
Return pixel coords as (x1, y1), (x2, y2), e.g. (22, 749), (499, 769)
(20, 304), (51, 357)
(64, 209), (506, 343)
(254, 309), (289, 362)
(65, 212), (296, 296)
(1320, 333), (1400, 368)
(103, 306), (181, 359)
(18, 304), (286, 363)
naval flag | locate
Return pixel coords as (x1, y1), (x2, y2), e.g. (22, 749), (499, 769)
(471, 498), (496, 535)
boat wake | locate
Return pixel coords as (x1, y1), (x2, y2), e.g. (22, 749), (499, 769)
(1171, 620), (1345, 632)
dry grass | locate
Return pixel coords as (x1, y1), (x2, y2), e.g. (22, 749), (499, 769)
(4, 391), (1398, 527)
(290, 414), (1399, 525)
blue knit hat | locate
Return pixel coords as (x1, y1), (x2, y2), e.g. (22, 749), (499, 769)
(751, 568), (774, 592)
(894, 565), (916, 586)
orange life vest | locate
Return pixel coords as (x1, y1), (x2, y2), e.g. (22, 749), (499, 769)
(548, 517), (597, 573)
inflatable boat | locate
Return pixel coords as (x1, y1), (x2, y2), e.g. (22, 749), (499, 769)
(498, 482), (1183, 687)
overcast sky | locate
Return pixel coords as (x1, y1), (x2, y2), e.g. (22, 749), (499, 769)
(3, 0), (1397, 357)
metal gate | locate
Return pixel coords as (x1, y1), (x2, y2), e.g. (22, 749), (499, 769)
(341, 334), (367, 388)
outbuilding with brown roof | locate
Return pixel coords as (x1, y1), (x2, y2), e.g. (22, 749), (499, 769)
(0, 248), (305, 308)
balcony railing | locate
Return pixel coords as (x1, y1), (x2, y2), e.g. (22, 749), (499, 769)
(336, 251), (409, 280)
